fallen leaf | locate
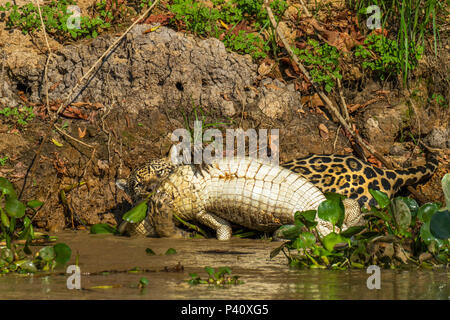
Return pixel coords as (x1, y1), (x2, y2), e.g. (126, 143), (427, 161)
(219, 19), (229, 30)
(311, 93), (324, 108)
(318, 123), (329, 134)
(367, 155), (382, 168)
(78, 127), (87, 139)
(318, 123), (329, 140)
(51, 138), (63, 147)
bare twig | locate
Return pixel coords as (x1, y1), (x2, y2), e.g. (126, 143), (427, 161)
(35, 0), (53, 113)
(54, 125), (94, 149)
(298, 0), (312, 17)
(337, 78), (350, 121)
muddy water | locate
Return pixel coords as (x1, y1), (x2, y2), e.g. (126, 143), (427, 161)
(0, 231), (448, 299)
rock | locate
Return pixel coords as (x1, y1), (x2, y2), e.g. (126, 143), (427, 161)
(222, 100), (236, 117)
(4, 26), (258, 117)
(424, 127), (449, 149)
(256, 80), (302, 120)
(389, 143), (408, 156)
(358, 101), (410, 154)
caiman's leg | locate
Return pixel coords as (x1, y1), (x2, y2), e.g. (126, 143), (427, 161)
(195, 211), (233, 240)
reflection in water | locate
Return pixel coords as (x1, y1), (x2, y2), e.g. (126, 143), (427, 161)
(0, 231), (448, 299)
(277, 269), (449, 299)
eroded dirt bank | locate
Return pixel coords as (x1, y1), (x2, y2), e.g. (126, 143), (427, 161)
(0, 21), (448, 232)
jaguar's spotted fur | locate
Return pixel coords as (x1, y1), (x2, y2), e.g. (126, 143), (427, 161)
(282, 152), (439, 208)
(118, 158), (176, 203)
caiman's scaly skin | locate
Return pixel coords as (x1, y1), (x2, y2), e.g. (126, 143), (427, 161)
(117, 157), (362, 240)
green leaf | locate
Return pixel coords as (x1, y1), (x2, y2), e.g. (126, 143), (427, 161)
(165, 248), (177, 255)
(16, 260), (37, 273)
(145, 248), (156, 255)
(1, 210), (10, 229)
(5, 197), (26, 218)
(419, 221), (445, 251)
(417, 203), (439, 223)
(18, 216), (34, 240)
(139, 277), (149, 287)
(90, 223), (118, 234)
(318, 199), (343, 226)
(273, 224), (302, 240)
(53, 243), (72, 266)
(122, 201), (148, 223)
(293, 231), (316, 249)
(369, 189), (390, 208)
(394, 197), (419, 217)
(26, 200), (43, 209)
(324, 192), (346, 202)
(339, 225), (365, 238)
(367, 208), (392, 222)
(391, 198), (411, 231)
(215, 266), (231, 279)
(430, 210), (450, 240)
(269, 243), (286, 259)
(204, 266), (215, 277)
(1, 248), (13, 263)
(39, 246), (55, 262)
(0, 177), (17, 198)
(322, 232), (349, 252)
(294, 210), (316, 228)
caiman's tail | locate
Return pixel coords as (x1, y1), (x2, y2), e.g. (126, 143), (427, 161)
(387, 147), (439, 193)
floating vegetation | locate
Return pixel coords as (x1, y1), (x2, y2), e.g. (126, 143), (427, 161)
(271, 183), (449, 269)
(188, 266), (244, 286)
(0, 177), (72, 274)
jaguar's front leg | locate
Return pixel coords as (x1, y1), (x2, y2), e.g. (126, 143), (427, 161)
(148, 197), (189, 239)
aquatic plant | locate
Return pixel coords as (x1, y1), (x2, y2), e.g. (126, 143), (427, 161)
(0, 177), (71, 274)
(271, 189), (449, 269)
(188, 266), (243, 286)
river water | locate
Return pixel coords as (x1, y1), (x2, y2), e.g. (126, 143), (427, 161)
(0, 231), (448, 299)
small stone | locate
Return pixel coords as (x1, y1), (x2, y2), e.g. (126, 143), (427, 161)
(222, 100), (235, 117)
(424, 127), (449, 149)
(389, 144), (407, 156)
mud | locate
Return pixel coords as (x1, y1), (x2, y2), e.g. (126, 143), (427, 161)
(0, 232), (448, 299)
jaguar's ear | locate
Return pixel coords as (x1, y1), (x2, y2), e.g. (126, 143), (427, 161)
(115, 179), (128, 192)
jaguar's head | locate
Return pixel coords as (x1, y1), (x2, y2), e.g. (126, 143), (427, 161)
(116, 158), (176, 203)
